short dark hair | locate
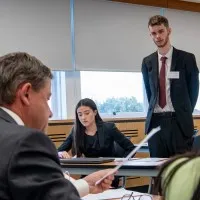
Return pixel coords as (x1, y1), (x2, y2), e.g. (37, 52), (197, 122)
(148, 15), (169, 28)
(0, 52), (53, 105)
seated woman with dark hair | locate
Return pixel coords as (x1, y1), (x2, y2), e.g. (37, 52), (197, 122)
(153, 152), (200, 200)
(58, 98), (135, 188)
(58, 98), (135, 158)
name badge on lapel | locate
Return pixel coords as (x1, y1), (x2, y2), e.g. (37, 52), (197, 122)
(167, 71), (179, 79)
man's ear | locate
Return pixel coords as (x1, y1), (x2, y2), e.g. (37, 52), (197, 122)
(17, 83), (32, 106)
(168, 27), (172, 36)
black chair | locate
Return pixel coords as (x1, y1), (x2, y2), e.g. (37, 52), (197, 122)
(194, 129), (199, 136)
(114, 142), (126, 158)
(114, 136), (131, 157)
(192, 134), (200, 151)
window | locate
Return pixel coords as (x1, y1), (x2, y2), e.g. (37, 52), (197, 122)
(49, 70), (200, 119)
(80, 71), (146, 118)
(49, 71), (67, 120)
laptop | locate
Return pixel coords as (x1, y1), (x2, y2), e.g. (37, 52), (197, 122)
(60, 157), (115, 164)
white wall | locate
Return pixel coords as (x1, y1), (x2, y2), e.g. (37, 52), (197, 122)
(74, 0), (200, 71)
(74, 0), (160, 72)
(1, 0), (200, 71)
(166, 8), (200, 67)
(0, 0), (72, 70)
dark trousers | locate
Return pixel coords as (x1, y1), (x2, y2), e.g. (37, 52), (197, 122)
(148, 112), (193, 158)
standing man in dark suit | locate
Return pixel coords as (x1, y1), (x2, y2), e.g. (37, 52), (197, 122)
(0, 52), (113, 200)
(142, 15), (199, 158)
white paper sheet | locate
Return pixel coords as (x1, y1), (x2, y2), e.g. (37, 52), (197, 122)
(82, 188), (152, 200)
(130, 158), (168, 162)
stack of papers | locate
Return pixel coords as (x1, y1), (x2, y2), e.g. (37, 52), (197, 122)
(114, 158), (167, 162)
(82, 188), (152, 200)
(130, 158), (168, 162)
(135, 142), (148, 147)
(114, 158), (140, 162)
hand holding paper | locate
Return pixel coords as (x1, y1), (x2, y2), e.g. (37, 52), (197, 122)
(83, 169), (114, 194)
(95, 126), (161, 185)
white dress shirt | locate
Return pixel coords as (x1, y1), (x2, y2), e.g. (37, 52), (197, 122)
(154, 46), (175, 113)
(0, 106), (89, 197)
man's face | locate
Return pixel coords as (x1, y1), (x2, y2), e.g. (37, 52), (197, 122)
(149, 24), (171, 48)
(26, 79), (52, 132)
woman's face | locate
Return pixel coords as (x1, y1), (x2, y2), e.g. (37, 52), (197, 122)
(77, 106), (97, 128)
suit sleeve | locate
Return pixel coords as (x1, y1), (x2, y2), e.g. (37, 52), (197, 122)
(186, 54), (199, 111)
(8, 130), (81, 200)
(142, 58), (151, 103)
(109, 123), (135, 157)
(57, 127), (74, 151)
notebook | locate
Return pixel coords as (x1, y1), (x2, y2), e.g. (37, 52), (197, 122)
(60, 157), (115, 164)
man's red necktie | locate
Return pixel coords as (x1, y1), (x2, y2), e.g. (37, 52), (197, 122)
(159, 56), (167, 108)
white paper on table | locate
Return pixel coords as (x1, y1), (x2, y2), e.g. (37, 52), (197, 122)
(114, 157), (140, 162)
(130, 158), (168, 162)
(82, 188), (151, 200)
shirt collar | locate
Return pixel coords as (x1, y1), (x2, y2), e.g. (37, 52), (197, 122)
(0, 107), (24, 126)
(158, 46), (173, 60)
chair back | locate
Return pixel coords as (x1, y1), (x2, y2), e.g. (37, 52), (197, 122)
(114, 136), (131, 158)
(194, 129), (199, 136)
(192, 135), (200, 151)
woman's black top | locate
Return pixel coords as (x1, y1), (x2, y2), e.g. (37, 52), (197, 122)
(58, 122), (135, 158)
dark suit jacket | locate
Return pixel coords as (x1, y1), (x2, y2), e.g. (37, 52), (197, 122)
(0, 108), (80, 200)
(58, 122), (135, 157)
(142, 47), (199, 137)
